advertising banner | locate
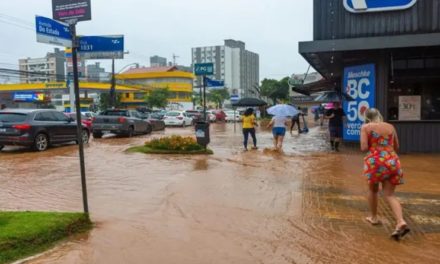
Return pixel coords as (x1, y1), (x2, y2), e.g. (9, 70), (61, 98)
(399, 96), (421, 121)
(344, 0), (417, 13)
(194, 63), (214, 76)
(13, 92), (45, 102)
(52, 0), (91, 22)
(343, 64), (376, 141)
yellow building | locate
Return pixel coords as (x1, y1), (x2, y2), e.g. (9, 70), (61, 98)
(116, 66), (194, 110)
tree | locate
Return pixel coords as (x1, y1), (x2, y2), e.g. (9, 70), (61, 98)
(145, 88), (170, 109)
(98, 93), (122, 111)
(208, 88), (230, 108)
(260, 77), (290, 104)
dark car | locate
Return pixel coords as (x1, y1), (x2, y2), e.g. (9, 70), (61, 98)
(139, 112), (165, 131)
(92, 109), (152, 138)
(65, 112), (93, 133)
(0, 109), (90, 151)
(185, 110), (202, 125)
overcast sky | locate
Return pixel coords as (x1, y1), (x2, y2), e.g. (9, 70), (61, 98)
(0, 0), (313, 81)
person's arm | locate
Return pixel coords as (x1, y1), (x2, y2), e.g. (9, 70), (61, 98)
(393, 127), (400, 152)
(252, 116), (258, 127)
(360, 124), (369, 151)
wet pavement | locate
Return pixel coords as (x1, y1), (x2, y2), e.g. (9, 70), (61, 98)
(1, 123), (439, 264)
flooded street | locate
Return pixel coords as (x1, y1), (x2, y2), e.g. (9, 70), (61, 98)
(1, 123), (439, 264)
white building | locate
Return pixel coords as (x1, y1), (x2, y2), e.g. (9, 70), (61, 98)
(192, 39), (259, 102)
(19, 48), (65, 83)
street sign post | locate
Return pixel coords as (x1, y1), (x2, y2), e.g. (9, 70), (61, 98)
(52, 0), (91, 22)
(35, 16), (72, 47)
(194, 63), (214, 121)
(78, 35), (124, 59)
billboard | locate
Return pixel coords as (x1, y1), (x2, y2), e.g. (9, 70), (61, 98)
(52, 0), (91, 22)
(344, 0), (417, 13)
(343, 64), (376, 141)
(13, 92), (45, 102)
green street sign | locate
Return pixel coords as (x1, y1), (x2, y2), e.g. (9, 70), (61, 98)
(194, 63), (214, 76)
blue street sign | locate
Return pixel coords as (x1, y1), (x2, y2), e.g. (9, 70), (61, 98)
(344, 0), (417, 13)
(206, 77), (225, 89)
(342, 64), (376, 142)
(36, 16), (72, 47)
(78, 35), (124, 59)
(194, 63), (214, 76)
(230, 95), (240, 102)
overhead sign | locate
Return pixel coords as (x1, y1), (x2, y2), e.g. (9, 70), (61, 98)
(78, 35), (124, 59)
(35, 16), (72, 47)
(343, 64), (376, 141)
(344, 0), (417, 13)
(206, 77), (225, 89)
(52, 0), (91, 22)
(194, 63), (214, 76)
(13, 92), (45, 102)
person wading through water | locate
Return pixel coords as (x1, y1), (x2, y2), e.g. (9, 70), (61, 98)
(325, 102), (346, 151)
(361, 108), (409, 241)
(241, 108), (258, 151)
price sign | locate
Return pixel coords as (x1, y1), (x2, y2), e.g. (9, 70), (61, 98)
(342, 64), (376, 141)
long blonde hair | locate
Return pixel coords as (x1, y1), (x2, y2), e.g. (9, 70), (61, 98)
(365, 108), (383, 124)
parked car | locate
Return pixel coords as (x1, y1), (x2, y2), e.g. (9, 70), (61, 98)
(206, 111), (217, 122)
(163, 111), (193, 127)
(139, 112), (165, 131)
(185, 110), (202, 125)
(81, 111), (97, 120)
(213, 110), (226, 122)
(66, 112), (93, 133)
(0, 109), (89, 151)
(92, 109), (152, 138)
(225, 110), (242, 122)
(152, 110), (167, 120)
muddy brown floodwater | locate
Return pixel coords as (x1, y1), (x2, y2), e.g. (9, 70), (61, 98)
(1, 123), (439, 264)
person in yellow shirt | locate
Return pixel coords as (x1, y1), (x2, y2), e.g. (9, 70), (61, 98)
(242, 108), (258, 151)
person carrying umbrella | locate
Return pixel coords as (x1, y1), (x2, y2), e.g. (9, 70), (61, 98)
(290, 106), (302, 135)
(266, 104), (298, 151)
(324, 101), (346, 151)
(241, 108), (258, 151)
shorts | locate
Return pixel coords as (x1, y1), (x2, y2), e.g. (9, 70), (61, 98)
(329, 126), (342, 138)
(272, 127), (286, 137)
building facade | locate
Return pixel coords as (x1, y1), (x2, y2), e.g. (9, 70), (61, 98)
(19, 48), (65, 83)
(192, 39), (259, 101)
(117, 66), (194, 110)
(299, 0), (440, 152)
(150, 56), (168, 67)
(86, 62), (109, 82)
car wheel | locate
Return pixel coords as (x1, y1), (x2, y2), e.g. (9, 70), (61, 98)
(146, 124), (153, 134)
(0, 145), (4, 151)
(81, 129), (89, 144)
(34, 133), (49, 151)
(93, 132), (103, 138)
(127, 126), (134, 137)
(182, 121), (186, 127)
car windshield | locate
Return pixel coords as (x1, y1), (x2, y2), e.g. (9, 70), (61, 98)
(166, 112), (181, 117)
(0, 113), (27, 122)
(100, 110), (128, 116)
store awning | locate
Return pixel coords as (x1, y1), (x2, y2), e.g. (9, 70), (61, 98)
(299, 32), (440, 80)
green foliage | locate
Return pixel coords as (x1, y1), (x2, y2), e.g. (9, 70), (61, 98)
(0, 211), (91, 264)
(98, 93), (122, 111)
(260, 77), (290, 104)
(208, 88), (229, 108)
(145, 88), (170, 108)
(145, 135), (204, 151)
(192, 91), (202, 107)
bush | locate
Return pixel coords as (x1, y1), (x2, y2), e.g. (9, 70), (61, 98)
(145, 135), (204, 151)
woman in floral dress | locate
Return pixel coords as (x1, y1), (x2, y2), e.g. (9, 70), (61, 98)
(360, 108), (409, 240)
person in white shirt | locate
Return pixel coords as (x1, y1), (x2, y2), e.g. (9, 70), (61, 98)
(267, 115), (289, 150)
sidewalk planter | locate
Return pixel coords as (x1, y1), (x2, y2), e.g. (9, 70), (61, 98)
(0, 212), (92, 264)
(127, 135), (213, 155)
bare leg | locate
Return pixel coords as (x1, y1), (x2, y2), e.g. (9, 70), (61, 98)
(368, 184), (379, 221)
(383, 180), (406, 229)
(277, 136), (285, 150)
(273, 136), (278, 149)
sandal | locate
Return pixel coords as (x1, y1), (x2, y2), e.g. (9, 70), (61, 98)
(365, 216), (381, 225)
(390, 225), (411, 241)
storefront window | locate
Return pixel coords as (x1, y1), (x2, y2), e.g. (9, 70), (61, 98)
(387, 57), (440, 121)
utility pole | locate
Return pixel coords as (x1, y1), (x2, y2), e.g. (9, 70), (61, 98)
(110, 57), (116, 108)
(173, 53), (179, 66)
(69, 22), (89, 214)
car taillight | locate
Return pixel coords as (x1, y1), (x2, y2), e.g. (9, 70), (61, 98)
(177, 117), (183, 120)
(91, 117), (96, 122)
(118, 117), (126, 123)
(13, 124), (31, 130)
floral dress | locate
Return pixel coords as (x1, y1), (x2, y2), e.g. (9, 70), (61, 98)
(363, 131), (404, 186)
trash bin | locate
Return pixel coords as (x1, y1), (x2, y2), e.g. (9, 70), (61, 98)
(195, 121), (210, 147)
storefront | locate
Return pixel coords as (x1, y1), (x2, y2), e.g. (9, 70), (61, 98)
(299, 0), (440, 152)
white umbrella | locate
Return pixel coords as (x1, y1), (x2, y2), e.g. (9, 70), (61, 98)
(267, 104), (299, 117)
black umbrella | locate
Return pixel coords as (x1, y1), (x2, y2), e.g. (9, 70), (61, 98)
(314, 91), (354, 103)
(232, 97), (267, 107)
